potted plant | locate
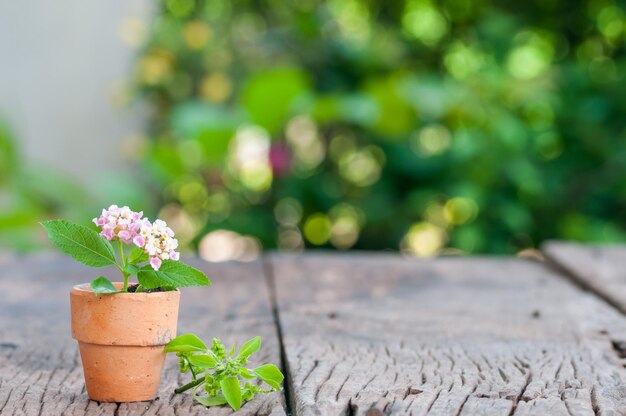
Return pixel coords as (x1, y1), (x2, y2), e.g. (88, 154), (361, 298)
(41, 205), (211, 402)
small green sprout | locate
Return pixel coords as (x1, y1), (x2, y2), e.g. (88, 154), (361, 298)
(165, 333), (284, 411)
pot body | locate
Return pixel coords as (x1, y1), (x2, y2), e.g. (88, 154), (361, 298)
(70, 283), (180, 402)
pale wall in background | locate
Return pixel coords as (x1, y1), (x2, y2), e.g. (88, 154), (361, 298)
(0, 0), (152, 185)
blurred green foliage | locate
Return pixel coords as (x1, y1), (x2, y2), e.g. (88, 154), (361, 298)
(0, 120), (93, 250)
(133, 0), (626, 256)
(0, 123), (157, 251)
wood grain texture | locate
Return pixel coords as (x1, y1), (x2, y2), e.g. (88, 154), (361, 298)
(268, 253), (626, 416)
(543, 241), (626, 314)
(0, 254), (285, 416)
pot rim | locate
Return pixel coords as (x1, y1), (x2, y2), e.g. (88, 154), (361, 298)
(71, 282), (180, 298)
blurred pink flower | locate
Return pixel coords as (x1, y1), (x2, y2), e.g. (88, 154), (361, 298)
(269, 143), (291, 176)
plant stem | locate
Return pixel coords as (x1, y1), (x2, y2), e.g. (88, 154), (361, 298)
(119, 241), (129, 292)
(122, 271), (130, 292)
(175, 378), (204, 394)
(118, 240), (126, 267)
(189, 361), (197, 380)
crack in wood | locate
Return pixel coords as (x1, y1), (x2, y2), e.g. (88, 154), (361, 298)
(611, 340), (626, 359)
(507, 371), (533, 416)
(300, 360), (319, 386)
(0, 343), (17, 349)
(455, 384), (478, 416)
(345, 398), (356, 416)
(314, 363), (338, 402)
(498, 368), (509, 383)
(425, 389), (442, 413)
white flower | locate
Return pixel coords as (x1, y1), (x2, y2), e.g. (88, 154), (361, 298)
(134, 218), (180, 270)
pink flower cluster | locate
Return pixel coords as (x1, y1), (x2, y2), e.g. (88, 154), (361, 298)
(92, 205), (180, 271)
(93, 205), (143, 244)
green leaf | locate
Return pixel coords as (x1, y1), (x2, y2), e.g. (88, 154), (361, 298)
(239, 367), (255, 379)
(253, 364), (284, 390)
(90, 276), (119, 294)
(124, 263), (140, 275)
(237, 336), (261, 360)
(188, 354), (217, 369)
(40, 220), (116, 267)
(220, 376), (242, 411)
(194, 394), (228, 407)
(137, 260), (211, 289)
(128, 246), (148, 264)
(165, 334), (208, 353)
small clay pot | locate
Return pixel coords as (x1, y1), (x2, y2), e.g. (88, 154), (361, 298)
(70, 283), (180, 402)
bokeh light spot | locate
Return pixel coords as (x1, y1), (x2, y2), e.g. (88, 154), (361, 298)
(329, 203), (364, 249)
(200, 72), (232, 103)
(137, 50), (172, 85)
(338, 146), (383, 187)
(534, 132), (563, 160)
(184, 21), (212, 50)
(597, 6), (624, 39)
(402, 222), (446, 257)
(199, 230), (261, 262)
(278, 228), (304, 251)
(275, 198), (303, 227)
(411, 124), (451, 156)
(444, 42), (485, 79)
(402, 0), (448, 46)
(328, 0), (371, 43)
(231, 125), (273, 192)
(303, 213), (332, 245)
(119, 18), (147, 47)
(329, 134), (357, 163)
(286, 116), (325, 173)
(588, 57), (617, 82)
(507, 33), (554, 79)
(444, 197), (479, 225)
(158, 203), (199, 246)
(178, 180), (208, 210)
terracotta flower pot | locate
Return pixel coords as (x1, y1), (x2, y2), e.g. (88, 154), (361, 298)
(70, 283), (180, 402)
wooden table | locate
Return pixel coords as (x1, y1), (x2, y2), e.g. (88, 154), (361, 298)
(2, 243), (626, 415)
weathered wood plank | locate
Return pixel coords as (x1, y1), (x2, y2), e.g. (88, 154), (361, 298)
(543, 241), (626, 314)
(0, 254), (285, 416)
(268, 253), (626, 416)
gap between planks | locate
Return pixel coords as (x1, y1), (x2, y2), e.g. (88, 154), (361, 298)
(262, 255), (295, 416)
(542, 249), (626, 317)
